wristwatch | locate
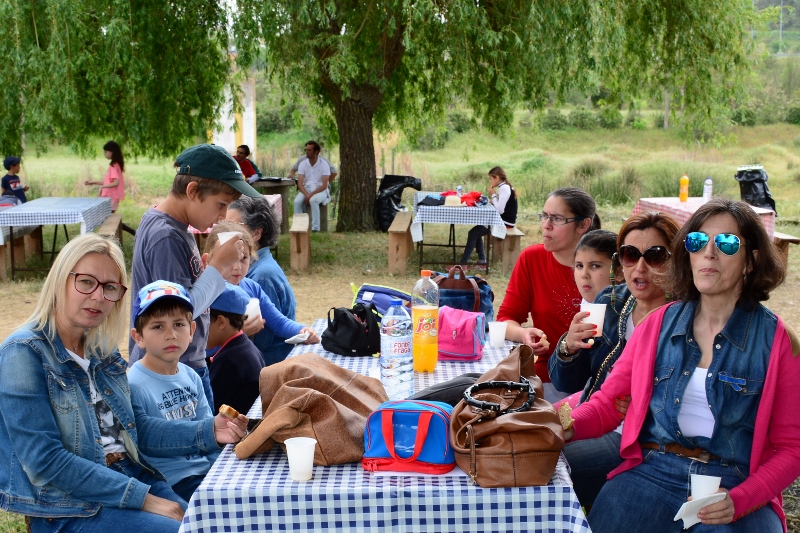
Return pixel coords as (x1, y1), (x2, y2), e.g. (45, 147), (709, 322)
(557, 336), (578, 362)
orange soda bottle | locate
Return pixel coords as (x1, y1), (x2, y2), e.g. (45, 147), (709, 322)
(411, 270), (439, 372)
(679, 173), (689, 202)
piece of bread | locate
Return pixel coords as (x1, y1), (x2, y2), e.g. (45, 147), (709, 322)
(557, 402), (574, 431)
(219, 404), (240, 419)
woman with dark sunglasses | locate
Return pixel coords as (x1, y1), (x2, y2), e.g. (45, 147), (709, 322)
(549, 211), (680, 508)
(565, 199), (798, 533)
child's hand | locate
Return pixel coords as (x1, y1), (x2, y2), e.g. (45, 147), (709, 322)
(242, 314), (265, 337)
(213, 412), (248, 444)
(23, 186), (29, 191)
(207, 235), (245, 271)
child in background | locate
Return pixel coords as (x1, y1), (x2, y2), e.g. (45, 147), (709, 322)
(2, 156), (28, 203)
(128, 281), (236, 502)
(203, 222), (319, 366)
(85, 140), (126, 212)
(572, 229), (618, 305)
(207, 283), (266, 414)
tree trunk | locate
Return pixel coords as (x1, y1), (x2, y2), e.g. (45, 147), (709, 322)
(663, 89), (670, 129)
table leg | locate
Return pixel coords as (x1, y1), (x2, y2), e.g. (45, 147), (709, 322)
(449, 224), (456, 263)
(9, 227), (15, 280)
(280, 186), (290, 235)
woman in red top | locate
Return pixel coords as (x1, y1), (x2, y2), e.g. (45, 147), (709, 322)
(85, 140), (125, 212)
(497, 187), (598, 401)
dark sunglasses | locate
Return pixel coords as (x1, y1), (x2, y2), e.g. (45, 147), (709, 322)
(684, 232), (742, 256)
(616, 245), (671, 268)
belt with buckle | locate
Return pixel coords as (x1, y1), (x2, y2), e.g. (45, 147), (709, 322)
(105, 452), (127, 466)
(640, 442), (718, 463)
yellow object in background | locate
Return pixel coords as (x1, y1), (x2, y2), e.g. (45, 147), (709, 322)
(679, 173), (689, 202)
(412, 305), (439, 372)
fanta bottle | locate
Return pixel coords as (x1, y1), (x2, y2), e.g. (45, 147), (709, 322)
(411, 270), (439, 372)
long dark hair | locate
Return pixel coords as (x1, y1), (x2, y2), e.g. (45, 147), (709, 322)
(103, 140), (125, 172)
(488, 166), (519, 198)
(548, 187), (600, 230)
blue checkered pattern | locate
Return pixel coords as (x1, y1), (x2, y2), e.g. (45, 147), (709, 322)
(179, 319), (591, 533)
(410, 191), (507, 243)
(0, 197), (112, 245)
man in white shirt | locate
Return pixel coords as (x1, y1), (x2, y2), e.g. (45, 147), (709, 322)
(293, 141), (331, 232)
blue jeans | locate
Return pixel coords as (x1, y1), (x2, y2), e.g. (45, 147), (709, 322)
(191, 365), (214, 410)
(587, 449), (782, 533)
(293, 191), (328, 231)
(563, 431), (622, 508)
(29, 459), (185, 533)
(171, 474), (206, 502)
(461, 225), (489, 263)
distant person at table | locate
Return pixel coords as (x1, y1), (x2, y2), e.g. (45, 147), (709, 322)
(227, 195), (299, 364)
(460, 166), (517, 268)
(497, 187), (599, 402)
(129, 144), (261, 409)
(292, 140), (331, 232)
(2, 155), (28, 203)
(234, 145), (259, 183)
(287, 147), (338, 182)
(85, 140), (126, 212)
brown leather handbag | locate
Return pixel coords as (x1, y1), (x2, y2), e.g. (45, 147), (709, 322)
(234, 352), (388, 464)
(449, 345), (565, 487)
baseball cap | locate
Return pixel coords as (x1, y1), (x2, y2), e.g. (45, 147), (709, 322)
(3, 156), (21, 170)
(133, 281), (194, 320)
(210, 283), (249, 315)
(174, 144), (261, 198)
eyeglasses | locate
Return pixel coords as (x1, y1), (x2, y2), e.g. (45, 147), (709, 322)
(537, 212), (586, 225)
(70, 272), (128, 302)
(684, 232), (742, 256)
(616, 245), (671, 268)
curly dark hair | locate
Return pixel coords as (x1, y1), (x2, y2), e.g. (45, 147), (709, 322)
(228, 196), (280, 249)
(668, 198), (785, 306)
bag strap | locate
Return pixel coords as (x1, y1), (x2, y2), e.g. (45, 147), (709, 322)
(326, 307), (337, 328)
(432, 267), (482, 313)
(381, 410), (433, 463)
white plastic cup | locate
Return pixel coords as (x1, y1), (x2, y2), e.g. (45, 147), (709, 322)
(488, 321), (508, 348)
(284, 437), (317, 481)
(691, 474), (721, 498)
(580, 302), (607, 337)
(217, 231), (242, 245)
(245, 298), (261, 320)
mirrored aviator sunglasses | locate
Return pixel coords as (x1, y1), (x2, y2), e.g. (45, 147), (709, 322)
(617, 245), (671, 268)
(684, 232), (741, 256)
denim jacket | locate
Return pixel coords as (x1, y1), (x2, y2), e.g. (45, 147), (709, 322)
(0, 325), (221, 518)
(640, 301), (777, 467)
(549, 284), (634, 402)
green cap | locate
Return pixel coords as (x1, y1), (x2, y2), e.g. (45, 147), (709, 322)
(174, 144), (261, 198)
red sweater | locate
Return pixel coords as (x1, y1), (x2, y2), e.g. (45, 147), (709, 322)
(497, 244), (581, 382)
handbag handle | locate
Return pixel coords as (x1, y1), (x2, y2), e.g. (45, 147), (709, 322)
(432, 266), (481, 313)
(381, 410), (433, 462)
(326, 307), (337, 328)
(463, 377), (535, 415)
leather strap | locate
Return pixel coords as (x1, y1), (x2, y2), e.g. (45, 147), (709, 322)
(433, 266), (481, 313)
(105, 452), (127, 466)
(640, 442), (719, 463)
(381, 410), (433, 463)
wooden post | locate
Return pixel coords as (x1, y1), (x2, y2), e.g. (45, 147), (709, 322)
(388, 212), (413, 276)
(12, 235), (25, 268)
(391, 148), (395, 175)
(290, 214), (310, 273)
(0, 245), (7, 281)
(24, 226), (43, 259)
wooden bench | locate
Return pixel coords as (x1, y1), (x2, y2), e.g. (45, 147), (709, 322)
(320, 203), (329, 232)
(774, 230), (800, 265)
(290, 213), (311, 273)
(491, 227), (525, 276)
(388, 211), (413, 275)
(96, 213), (123, 242)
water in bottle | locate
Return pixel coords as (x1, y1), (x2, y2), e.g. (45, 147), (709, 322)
(703, 177), (713, 203)
(379, 299), (414, 401)
(679, 173), (689, 202)
(411, 270), (439, 373)
(456, 185), (463, 198)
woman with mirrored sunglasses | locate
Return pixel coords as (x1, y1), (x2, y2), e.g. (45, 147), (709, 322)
(549, 211), (680, 509)
(565, 199), (797, 533)
(0, 234), (248, 533)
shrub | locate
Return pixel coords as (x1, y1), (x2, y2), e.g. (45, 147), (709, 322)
(598, 106), (623, 129)
(519, 115), (533, 128)
(786, 106), (800, 125)
(569, 107), (597, 130)
(652, 112), (667, 129)
(520, 153), (547, 172)
(447, 111), (473, 134)
(541, 109), (568, 130)
(408, 126), (449, 151)
(732, 107), (756, 127)
(569, 159), (610, 183)
(630, 117), (648, 130)
(625, 109), (647, 130)
(257, 109), (292, 134)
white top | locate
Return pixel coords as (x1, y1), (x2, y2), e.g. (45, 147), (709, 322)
(293, 155), (337, 174)
(297, 157), (331, 192)
(491, 182), (512, 215)
(677, 367), (715, 438)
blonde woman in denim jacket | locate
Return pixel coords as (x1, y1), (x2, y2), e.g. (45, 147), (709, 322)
(0, 234), (247, 533)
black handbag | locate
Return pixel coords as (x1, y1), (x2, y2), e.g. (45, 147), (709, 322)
(321, 302), (381, 357)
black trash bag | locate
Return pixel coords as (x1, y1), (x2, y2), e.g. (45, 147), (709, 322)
(735, 166), (777, 215)
(375, 175), (422, 232)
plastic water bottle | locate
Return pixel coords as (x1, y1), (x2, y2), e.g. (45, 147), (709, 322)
(411, 270), (439, 373)
(456, 185), (463, 198)
(380, 299), (414, 401)
(703, 177), (713, 203)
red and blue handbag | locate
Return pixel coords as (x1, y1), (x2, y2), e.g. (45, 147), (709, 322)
(361, 400), (456, 474)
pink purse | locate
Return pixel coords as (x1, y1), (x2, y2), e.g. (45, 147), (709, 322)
(437, 306), (486, 361)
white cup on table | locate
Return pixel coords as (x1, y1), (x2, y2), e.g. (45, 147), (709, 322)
(579, 302), (606, 337)
(284, 437), (317, 481)
(488, 321), (508, 348)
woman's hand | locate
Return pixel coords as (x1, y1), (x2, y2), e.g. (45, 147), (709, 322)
(695, 489), (734, 525)
(614, 395), (631, 420)
(242, 314), (265, 337)
(519, 327), (550, 356)
(213, 413), (248, 444)
(300, 326), (320, 344)
(142, 493), (185, 521)
(563, 311), (597, 355)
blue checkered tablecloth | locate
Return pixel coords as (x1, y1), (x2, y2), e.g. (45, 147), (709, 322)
(179, 319), (591, 533)
(0, 197), (112, 245)
(410, 191), (507, 243)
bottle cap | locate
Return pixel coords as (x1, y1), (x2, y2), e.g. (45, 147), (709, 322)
(390, 298), (402, 306)
(421, 269), (432, 276)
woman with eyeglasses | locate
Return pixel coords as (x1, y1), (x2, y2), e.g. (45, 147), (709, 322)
(564, 199), (799, 533)
(497, 187), (599, 401)
(549, 211), (680, 508)
(0, 234), (247, 533)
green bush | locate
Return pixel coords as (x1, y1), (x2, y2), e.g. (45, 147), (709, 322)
(446, 111), (473, 134)
(408, 126), (449, 151)
(520, 153), (548, 172)
(652, 112), (667, 129)
(541, 109), (569, 130)
(519, 115), (533, 128)
(732, 107), (756, 127)
(569, 107), (598, 130)
(631, 117), (648, 130)
(598, 106), (623, 129)
(786, 106), (800, 125)
(569, 159), (610, 182)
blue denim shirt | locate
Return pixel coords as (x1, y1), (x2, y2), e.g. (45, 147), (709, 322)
(248, 247), (297, 365)
(640, 301), (776, 468)
(0, 325), (221, 518)
(549, 284), (635, 402)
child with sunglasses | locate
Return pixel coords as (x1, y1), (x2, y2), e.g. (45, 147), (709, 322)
(565, 198), (798, 533)
(549, 212), (680, 508)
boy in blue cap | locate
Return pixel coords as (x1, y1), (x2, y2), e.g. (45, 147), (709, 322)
(2, 156), (28, 203)
(129, 144), (262, 409)
(128, 281), (236, 502)
(207, 283), (266, 415)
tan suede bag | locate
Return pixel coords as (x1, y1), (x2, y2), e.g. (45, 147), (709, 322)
(235, 352), (388, 464)
(449, 345), (565, 487)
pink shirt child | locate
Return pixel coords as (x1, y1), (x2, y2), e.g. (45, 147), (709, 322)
(100, 162), (125, 211)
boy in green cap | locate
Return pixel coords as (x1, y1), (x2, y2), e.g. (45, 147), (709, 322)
(129, 144), (262, 407)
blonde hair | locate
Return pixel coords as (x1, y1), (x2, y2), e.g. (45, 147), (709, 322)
(204, 221), (257, 260)
(27, 233), (128, 358)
